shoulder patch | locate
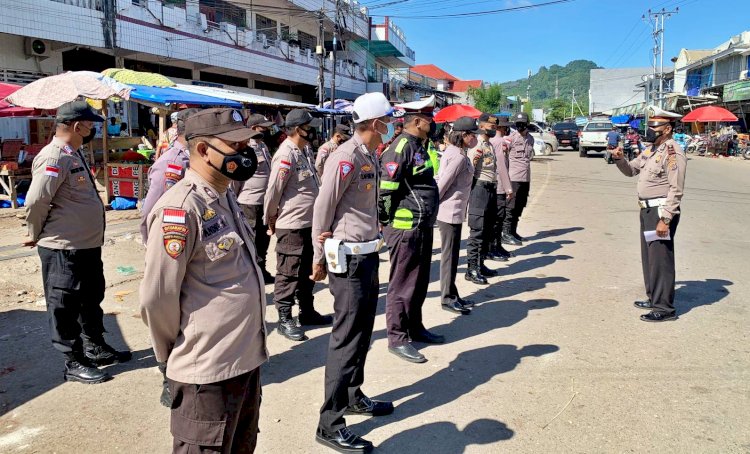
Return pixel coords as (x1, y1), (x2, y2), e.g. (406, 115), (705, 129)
(163, 224), (188, 259)
(395, 138), (408, 154)
(163, 208), (186, 224)
(279, 160), (292, 170)
(44, 165), (60, 177)
(385, 161), (399, 178)
(339, 161), (354, 179)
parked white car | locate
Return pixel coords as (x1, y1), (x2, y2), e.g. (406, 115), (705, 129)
(529, 122), (558, 155)
(532, 136), (546, 157)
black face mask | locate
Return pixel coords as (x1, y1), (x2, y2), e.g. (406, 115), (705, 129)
(515, 123), (527, 132)
(205, 143), (257, 181)
(255, 132), (266, 142)
(644, 127), (663, 143)
(484, 129), (497, 138)
(428, 121), (437, 137)
(300, 127), (317, 144)
(80, 125), (96, 144)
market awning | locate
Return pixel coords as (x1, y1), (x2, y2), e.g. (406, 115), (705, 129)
(128, 85), (242, 108)
(175, 84), (313, 108)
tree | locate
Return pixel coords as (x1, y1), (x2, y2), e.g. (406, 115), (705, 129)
(547, 98), (568, 123)
(523, 99), (533, 117)
(467, 83), (504, 113)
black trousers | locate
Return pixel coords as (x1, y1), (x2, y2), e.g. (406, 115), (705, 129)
(273, 228), (315, 313)
(505, 181), (530, 231)
(639, 207), (680, 315)
(383, 225), (433, 347)
(169, 368), (261, 454)
(240, 204), (270, 272)
(467, 181), (496, 268)
(319, 253), (379, 433)
(494, 192), (509, 239)
(438, 221), (462, 304)
(38, 246), (105, 356)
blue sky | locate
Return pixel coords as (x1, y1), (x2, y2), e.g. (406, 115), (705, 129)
(367, 0), (750, 82)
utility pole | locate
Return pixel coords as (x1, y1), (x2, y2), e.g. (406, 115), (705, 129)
(571, 89), (575, 118)
(554, 75), (559, 99)
(643, 7), (678, 109)
(330, 0), (339, 108)
(317, 8), (325, 107)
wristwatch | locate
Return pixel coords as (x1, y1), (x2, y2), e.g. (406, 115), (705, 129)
(660, 217), (671, 225)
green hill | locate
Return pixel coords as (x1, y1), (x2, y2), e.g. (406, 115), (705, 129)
(500, 60), (599, 113)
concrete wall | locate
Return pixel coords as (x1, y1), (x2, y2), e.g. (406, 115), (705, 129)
(589, 67), (654, 113)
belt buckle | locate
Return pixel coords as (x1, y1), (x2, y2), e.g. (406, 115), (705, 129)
(352, 245), (361, 254)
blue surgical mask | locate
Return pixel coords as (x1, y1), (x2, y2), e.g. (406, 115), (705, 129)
(380, 121), (396, 143)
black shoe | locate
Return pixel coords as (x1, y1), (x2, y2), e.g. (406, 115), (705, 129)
(261, 269), (275, 284)
(486, 251), (509, 262)
(640, 311), (678, 322)
(277, 315), (307, 341)
(442, 300), (471, 315)
(634, 300), (653, 309)
(480, 265), (498, 277)
(316, 427), (373, 453)
(299, 311), (334, 326)
(512, 232), (527, 242)
(465, 269), (488, 285)
(501, 232), (521, 246)
(388, 343), (426, 363)
(64, 357), (112, 384)
(84, 342), (132, 367)
(345, 396), (394, 417)
(497, 248), (515, 258)
(411, 329), (445, 344)
(458, 297), (475, 308)
(160, 381), (172, 407)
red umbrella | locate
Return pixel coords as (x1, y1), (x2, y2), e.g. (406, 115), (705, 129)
(434, 104), (482, 123)
(682, 106), (738, 122)
(0, 83), (35, 117)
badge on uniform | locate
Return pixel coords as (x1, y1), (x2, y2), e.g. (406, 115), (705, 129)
(202, 208), (216, 221)
(279, 168), (289, 180)
(358, 182), (374, 192)
(202, 215), (229, 240)
(217, 237), (235, 251)
(339, 161), (354, 179)
(361, 163), (373, 172)
(162, 224), (188, 259)
(164, 172), (181, 190)
(44, 165), (60, 178)
(385, 161), (399, 178)
(226, 161), (238, 174)
(280, 160), (292, 170)
(77, 175), (86, 183)
(163, 208), (186, 224)
(62, 145), (74, 155)
(413, 153), (425, 166)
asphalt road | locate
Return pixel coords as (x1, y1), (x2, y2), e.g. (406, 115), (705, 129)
(0, 150), (748, 453)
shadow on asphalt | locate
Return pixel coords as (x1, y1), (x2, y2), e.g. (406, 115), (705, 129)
(675, 278), (733, 316)
(0, 310), (148, 416)
(350, 343), (559, 447)
(377, 418), (514, 453)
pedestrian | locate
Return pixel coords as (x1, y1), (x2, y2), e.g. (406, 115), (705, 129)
(378, 95), (443, 364)
(607, 125), (621, 147)
(231, 113), (277, 284)
(490, 116), (514, 260)
(436, 117), (478, 314)
(140, 108), (267, 453)
(107, 116), (120, 136)
(611, 106), (687, 322)
(311, 92), (395, 454)
(315, 124), (351, 178)
(24, 101), (131, 384)
(265, 109), (332, 342)
(140, 108), (198, 244)
(465, 113), (501, 285)
(502, 112), (534, 246)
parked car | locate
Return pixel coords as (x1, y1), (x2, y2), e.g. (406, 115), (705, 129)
(532, 135), (545, 157)
(528, 122), (558, 155)
(552, 122), (579, 149)
(579, 120), (614, 157)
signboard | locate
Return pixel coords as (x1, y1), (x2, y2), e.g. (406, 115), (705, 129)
(723, 80), (750, 102)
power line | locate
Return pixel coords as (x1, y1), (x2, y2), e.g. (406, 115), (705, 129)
(369, 0), (576, 19)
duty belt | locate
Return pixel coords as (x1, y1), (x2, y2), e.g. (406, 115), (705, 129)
(638, 197), (667, 209)
(475, 180), (497, 187)
(340, 237), (383, 255)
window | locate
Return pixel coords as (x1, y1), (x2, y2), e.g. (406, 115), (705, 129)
(297, 30), (316, 51)
(586, 122), (612, 131)
(255, 14), (277, 41)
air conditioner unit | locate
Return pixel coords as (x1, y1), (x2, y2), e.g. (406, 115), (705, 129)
(24, 38), (51, 58)
(741, 70), (749, 80)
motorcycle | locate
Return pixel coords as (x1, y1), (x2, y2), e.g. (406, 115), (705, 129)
(686, 135), (706, 155)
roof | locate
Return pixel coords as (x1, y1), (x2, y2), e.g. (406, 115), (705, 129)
(410, 64), (459, 81)
(128, 85), (242, 108)
(683, 49), (713, 62)
(450, 80), (483, 93)
(175, 84), (313, 108)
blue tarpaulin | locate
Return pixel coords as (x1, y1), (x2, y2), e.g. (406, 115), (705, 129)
(128, 85), (242, 107)
(611, 115), (631, 124)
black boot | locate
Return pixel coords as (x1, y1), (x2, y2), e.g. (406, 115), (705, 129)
(495, 242), (514, 258)
(486, 243), (509, 262)
(511, 219), (527, 242)
(480, 262), (498, 277)
(158, 363), (171, 408)
(84, 340), (132, 367)
(64, 353), (112, 384)
(501, 225), (521, 246)
(465, 266), (488, 285)
(277, 308), (307, 341)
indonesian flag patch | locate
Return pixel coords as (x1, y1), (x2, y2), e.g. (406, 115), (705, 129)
(279, 160), (292, 170)
(385, 161), (399, 178)
(163, 208), (186, 224)
(44, 165), (60, 177)
(167, 163), (183, 174)
(339, 161), (354, 179)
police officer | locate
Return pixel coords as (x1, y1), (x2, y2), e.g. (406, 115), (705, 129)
(315, 124), (351, 178)
(378, 95), (443, 364)
(140, 108), (266, 453)
(265, 109), (332, 342)
(232, 113), (276, 283)
(140, 108), (198, 243)
(437, 117), (478, 314)
(466, 113), (501, 285)
(311, 92), (395, 453)
(490, 116), (515, 259)
(503, 112), (534, 246)
(612, 106), (687, 322)
(25, 101), (131, 384)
